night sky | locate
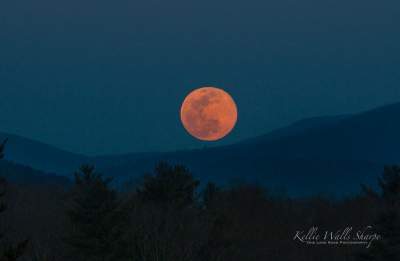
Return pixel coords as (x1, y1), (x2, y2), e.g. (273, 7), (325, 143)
(1, 0), (399, 155)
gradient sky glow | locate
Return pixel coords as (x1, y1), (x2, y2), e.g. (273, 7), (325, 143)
(1, 0), (400, 155)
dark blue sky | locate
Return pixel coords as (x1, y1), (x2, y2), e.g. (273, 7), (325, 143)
(0, 0), (399, 155)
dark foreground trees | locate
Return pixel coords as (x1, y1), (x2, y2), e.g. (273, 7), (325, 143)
(65, 165), (123, 261)
(0, 139), (28, 261)
(40, 160), (384, 261)
(1, 155), (393, 261)
(357, 166), (400, 260)
(123, 162), (207, 261)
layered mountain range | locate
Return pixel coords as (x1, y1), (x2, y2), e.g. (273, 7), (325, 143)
(2, 102), (399, 196)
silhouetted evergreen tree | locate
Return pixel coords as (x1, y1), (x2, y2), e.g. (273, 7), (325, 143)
(124, 162), (205, 261)
(0, 139), (28, 261)
(137, 161), (200, 209)
(358, 165), (400, 260)
(65, 165), (123, 261)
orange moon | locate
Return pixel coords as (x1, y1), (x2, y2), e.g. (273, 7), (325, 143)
(180, 87), (238, 141)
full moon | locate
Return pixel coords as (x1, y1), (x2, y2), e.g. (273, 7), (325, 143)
(180, 87), (238, 141)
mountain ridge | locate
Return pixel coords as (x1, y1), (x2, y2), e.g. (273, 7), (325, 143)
(1, 101), (400, 196)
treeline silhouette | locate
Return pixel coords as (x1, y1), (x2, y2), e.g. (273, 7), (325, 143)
(0, 140), (399, 261)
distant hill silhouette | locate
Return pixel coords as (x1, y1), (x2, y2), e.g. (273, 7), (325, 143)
(0, 132), (89, 175)
(242, 114), (350, 144)
(2, 102), (400, 195)
(99, 103), (400, 196)
(0, 160), (70, 186)
(241, 102), (400, 163)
